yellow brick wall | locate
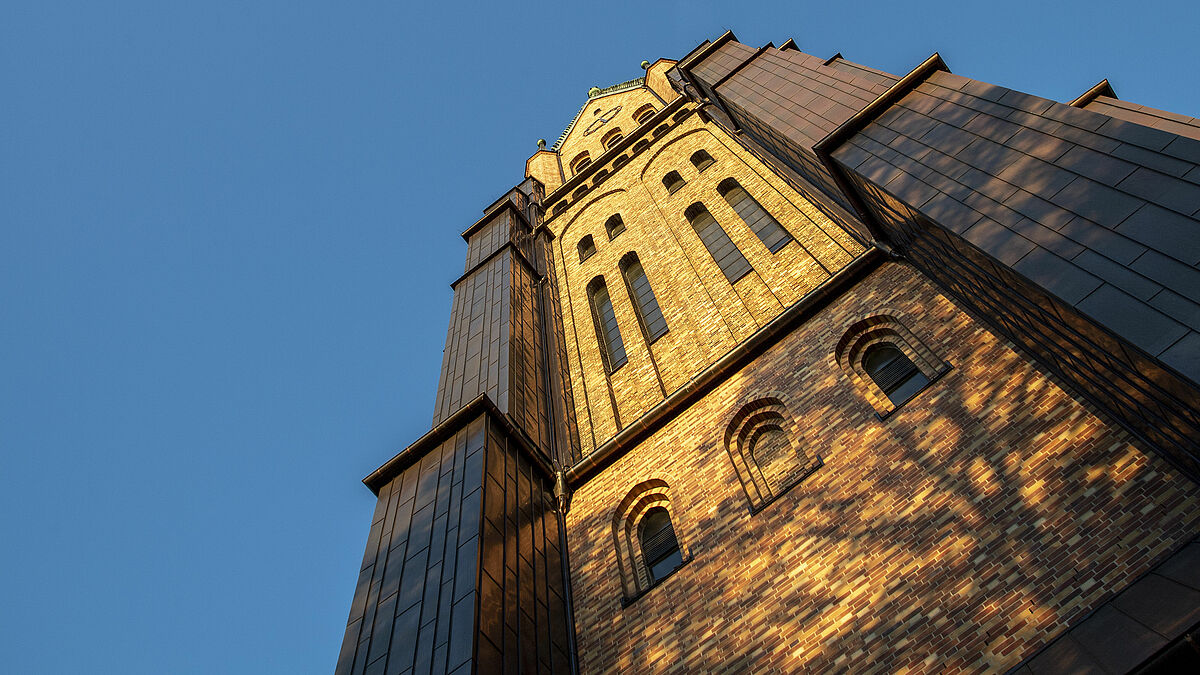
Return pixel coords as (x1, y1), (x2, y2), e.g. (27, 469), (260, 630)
(563, 261), (1200, 673)
(546, 95), (862, 455)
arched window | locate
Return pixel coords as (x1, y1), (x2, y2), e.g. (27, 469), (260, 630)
(684, 203), (752, 283)
(724, 396), (821, 511)
(612, 480), (689, 600)
(570, 151), (591, 175)
(631, 139), (650, 154)
(662, 171), (685, 194)
(863, 344), (929, 406)
(639, 508), (683, 583)
(718, 178), (792, 253)
(604, 214), (625, 240)
(601, 127), (624, 150)
(587, 277), (626, 372)
(633, 104), (656, 125)
(572, 185), (589, 200)
(835, 314), (948, 416)
(690, 150), (715, 171)
(577, 234), (596, 263)
(620, 253), (668, 343)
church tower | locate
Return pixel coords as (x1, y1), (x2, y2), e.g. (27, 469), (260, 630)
(338, 34), (1200, 674)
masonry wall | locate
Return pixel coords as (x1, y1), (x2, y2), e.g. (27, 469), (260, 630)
(677, 37), (1200, 482)
(563, 262), (1200, 673)
(545, 96), (863, 460)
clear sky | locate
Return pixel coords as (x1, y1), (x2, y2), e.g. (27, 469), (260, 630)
(2, 1), (1197, 672)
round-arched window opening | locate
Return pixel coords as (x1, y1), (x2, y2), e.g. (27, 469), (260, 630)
(863, 344), (929, 406)
(638, 507), (683, 583)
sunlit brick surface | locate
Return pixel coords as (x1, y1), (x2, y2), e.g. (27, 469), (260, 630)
(565, 262), (1200, 673)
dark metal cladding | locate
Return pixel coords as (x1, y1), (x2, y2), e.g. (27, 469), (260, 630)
(339, 177), (578, 674)
(674, 37), (1200, 483)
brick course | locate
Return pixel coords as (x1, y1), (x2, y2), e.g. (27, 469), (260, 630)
(564, 262), (1200, 673)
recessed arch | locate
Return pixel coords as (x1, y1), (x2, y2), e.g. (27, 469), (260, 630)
(835, 313), (946, 415)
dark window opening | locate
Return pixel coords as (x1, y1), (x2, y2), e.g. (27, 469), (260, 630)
(718, 178), (792, 253)
(602, 128), (624, 150)
(633, 104), (656, 125)
(685, 203), (752, 283)
(621, 254), (668, 343)
(588, 277), (627, 372)
(662, 171), (685, 194)
(605, 214), (625, 240)
(570, 152), (591, 175)
(578, 235), (596, 263)
(690, 150), (715, 171)
(632, 139), (650, 154)
(863, 344), (929, 406)
(639, 508), (683, 583)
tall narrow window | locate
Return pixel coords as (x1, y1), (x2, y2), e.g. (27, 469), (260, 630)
(662, 171), (686, 194)
(639, 507), (683, 583)
(605, 214), (626, 240)
(863, 344), (929, 405)
(690, 150), (715, 171)
(718, 179), (792, 253)
(588, 277), (627, 372)
(685, 203), (752, 283)
(578, 234), (596, 263)
(620, 254), (668, 343)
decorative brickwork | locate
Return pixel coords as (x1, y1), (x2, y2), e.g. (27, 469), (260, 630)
(564, 263), (1200, 673)
(339, 35), (1200, 674)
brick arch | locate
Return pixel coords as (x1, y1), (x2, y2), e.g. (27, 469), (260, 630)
(635, 127), (721, 182)
(723, 393), (822, 511)
(834, 313), (946, 414)
(555, 187), (628, 240)
(611, 479), (687, 598)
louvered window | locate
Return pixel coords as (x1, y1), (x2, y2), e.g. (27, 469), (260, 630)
(685, 203), (752, 283)
(588, 279), (627, 372)
(621, 256), (668, 342)
(718, 179), (792, 253)
(639, 508), (683, 583)
(863, 344), (929, 405)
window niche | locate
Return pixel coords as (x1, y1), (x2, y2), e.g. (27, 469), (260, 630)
(684, 202), (752, 284)
(633, 104), (656, 125)
(690, 149), (715, 171)
(587, 276), (627, 373)
(604, 214), (626, 240)
(601, 127), (624, 150)
(724, 396), (822, 512)
(577, 234), (596, 263)
(619, 252), (668, 343)
(570, 151), (591, 175)
(613, 480), (689, 602)
(835, 314), (949, 418)
(717, 178), (793, 253)
(662, 171), (685, 194)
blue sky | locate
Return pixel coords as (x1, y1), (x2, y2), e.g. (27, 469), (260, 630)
(2, 1), (1197, 672)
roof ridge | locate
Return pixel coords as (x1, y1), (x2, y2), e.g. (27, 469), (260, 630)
(549, 76), (646, 151)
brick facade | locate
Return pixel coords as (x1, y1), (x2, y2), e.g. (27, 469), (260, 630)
(564, 261), (1200, 673)
(337, 35), (1200, 675)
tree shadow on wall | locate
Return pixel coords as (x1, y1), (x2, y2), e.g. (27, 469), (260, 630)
(620, 282), (1200, 674)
